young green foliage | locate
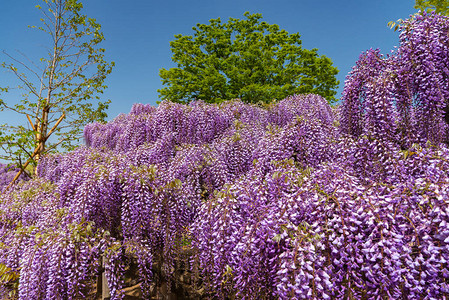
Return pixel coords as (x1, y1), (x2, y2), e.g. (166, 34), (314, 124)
(390, 1), (449, 31)
(415, 0), (449, 15)
(159, 12), (339, 104)
(0, 0), (114, 174)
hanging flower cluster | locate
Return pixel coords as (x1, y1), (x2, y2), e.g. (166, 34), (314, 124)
(340, 11), (449, 147)
(192, 137), (449, 299)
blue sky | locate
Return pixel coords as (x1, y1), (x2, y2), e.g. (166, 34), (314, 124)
(0, 0), (416, 124)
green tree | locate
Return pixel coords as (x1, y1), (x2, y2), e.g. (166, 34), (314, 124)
(158, 12), (339, 104)
(415, 0), (449, 15)
(0, 0), (114, 176)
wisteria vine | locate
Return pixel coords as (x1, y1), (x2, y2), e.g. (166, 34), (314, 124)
(340, 11), (449, 147)
(0, 11), (449, 300)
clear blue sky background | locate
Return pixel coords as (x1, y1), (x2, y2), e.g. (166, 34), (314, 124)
(0, 0), (416, 124)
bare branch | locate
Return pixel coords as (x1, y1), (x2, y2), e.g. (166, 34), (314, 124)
(45, 113), (65, 140)
(1, 102), (31, 115)
(16, 142), (34, 161)
(26, 115), (37, 130)
(3, 51), (43, 94)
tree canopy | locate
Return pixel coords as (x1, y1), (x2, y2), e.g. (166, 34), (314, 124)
(0, 0), (114, 177)
(158, 12), (339, 104)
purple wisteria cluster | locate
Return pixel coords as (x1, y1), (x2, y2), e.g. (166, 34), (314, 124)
(193, 136), (449, 299)
(340, 11), (449, 148)
(1, 12), (449, 300)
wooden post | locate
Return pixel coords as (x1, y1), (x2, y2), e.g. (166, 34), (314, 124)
(96, 268), (103, 299)
(102, 256), (110, 299)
